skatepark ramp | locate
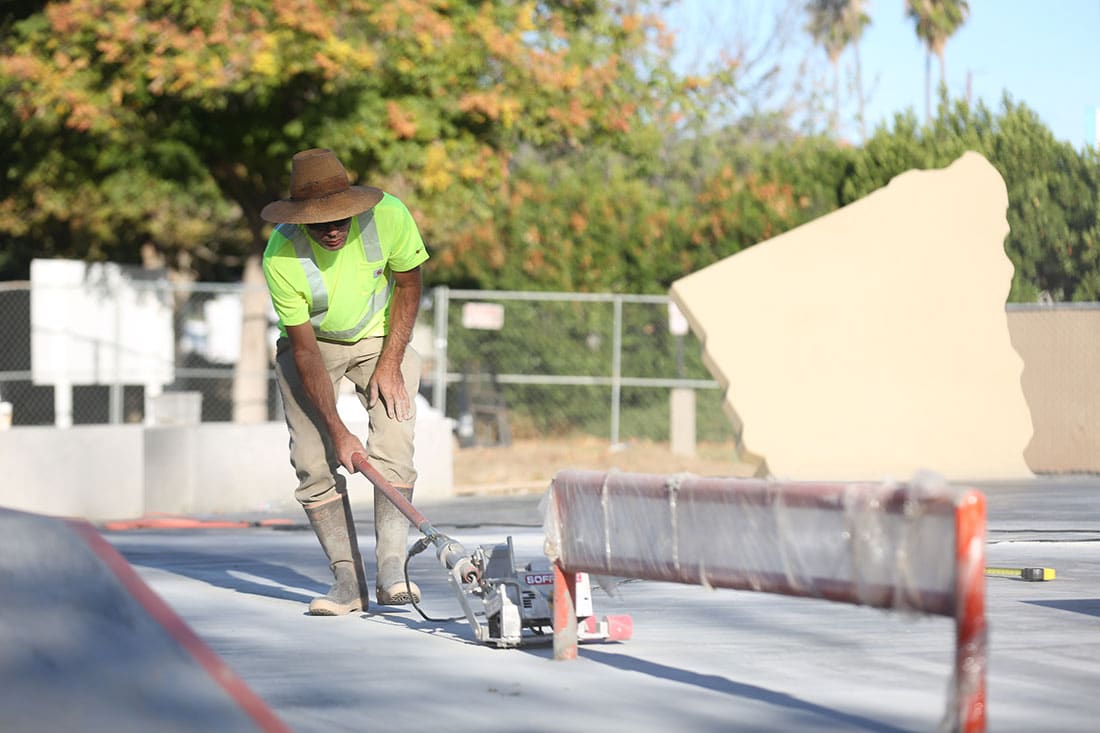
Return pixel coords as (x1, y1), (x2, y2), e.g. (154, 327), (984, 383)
(0, 506), (290, 733)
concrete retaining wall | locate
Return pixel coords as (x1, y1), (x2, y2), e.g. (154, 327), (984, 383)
(0, 414), (455, 521)
(1, 425), (147, 519)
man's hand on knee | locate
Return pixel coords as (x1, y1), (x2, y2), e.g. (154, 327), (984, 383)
(368, 359), (412, 421)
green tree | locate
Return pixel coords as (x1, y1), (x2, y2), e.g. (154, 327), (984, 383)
(905, 0), (970, 123)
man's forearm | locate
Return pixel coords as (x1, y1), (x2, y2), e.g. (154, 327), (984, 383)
(379, 270), (422, 366)
(293, 341), (347, 437)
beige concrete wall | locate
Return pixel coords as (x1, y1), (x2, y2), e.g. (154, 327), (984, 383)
(1009, 307), (1100, 474)
(671, 152), (1035, 482)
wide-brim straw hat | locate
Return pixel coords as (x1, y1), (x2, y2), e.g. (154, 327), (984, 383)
(261, 148), (383, 224)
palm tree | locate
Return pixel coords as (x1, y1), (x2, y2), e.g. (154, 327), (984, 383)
(905, 0), (970, 124)
(845, 1), (870, 140)
(804, 0), (871, 139)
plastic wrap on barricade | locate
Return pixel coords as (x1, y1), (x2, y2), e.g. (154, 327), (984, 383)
(544, 469), (964, 614)
(543, 468), (987, 733)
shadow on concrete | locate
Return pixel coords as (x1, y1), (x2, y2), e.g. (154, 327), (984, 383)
(116, 548), (325, 605)
(579, 648), (919, 733)
(1024, 598), (1100, 618)
(359, 603), (489, 648)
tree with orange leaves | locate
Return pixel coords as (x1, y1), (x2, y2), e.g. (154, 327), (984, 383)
(0, 0), (715, 418)
(1, 0), (700, 277)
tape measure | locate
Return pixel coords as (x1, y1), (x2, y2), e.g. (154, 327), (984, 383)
(985, 566), (1056, 581)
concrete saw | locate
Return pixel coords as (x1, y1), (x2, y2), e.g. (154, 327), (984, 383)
(351, 453), (631, 648)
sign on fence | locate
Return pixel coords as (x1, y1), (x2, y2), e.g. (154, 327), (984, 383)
(461, 301), (505, 330)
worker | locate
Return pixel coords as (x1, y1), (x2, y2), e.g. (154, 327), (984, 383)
(260, 148), (429, 615)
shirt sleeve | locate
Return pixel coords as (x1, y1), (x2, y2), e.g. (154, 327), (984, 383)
(380, 196), (430, 272)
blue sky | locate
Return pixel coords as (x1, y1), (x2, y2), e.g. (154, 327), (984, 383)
(666, 0), (1100, 150)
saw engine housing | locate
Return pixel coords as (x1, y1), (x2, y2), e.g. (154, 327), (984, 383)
(458, 536), (630, 648)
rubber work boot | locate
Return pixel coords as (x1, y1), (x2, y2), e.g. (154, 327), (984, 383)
(374, 485), (421, 605)
(304, 495), (371, 615)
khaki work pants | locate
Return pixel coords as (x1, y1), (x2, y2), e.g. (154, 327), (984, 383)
(274, 335), (420, 507)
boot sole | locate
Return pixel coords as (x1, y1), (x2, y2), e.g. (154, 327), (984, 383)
(375, 584), (421, 606)
(308, 598), (369, 616)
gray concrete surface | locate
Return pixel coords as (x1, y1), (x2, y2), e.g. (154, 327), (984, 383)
(0, 507), (288, 733)
(3, 477), (1099, 732)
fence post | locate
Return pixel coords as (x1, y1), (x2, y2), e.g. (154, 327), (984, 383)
(610, 295), (622, 447)
(432, 286), (449, 414)
(670, 387), (696, 456)
(109, 290), (123, 424)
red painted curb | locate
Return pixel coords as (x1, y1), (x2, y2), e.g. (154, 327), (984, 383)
(64, 518), (293, 733)
(102, 517), (295, 531)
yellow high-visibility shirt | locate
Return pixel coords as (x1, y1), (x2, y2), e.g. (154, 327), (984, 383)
(262, 193), (429, 342)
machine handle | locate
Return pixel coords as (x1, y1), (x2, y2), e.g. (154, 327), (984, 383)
(351, 453), (481, 584)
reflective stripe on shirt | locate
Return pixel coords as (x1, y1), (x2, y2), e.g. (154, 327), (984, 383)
(278, 210), (390, 341)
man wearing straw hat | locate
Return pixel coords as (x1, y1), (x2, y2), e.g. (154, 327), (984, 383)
(261, 148), (429, 615)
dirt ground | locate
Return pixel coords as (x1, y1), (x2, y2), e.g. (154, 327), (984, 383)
(451, 436), (760, 495)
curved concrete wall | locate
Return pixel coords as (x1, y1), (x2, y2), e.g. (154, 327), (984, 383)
(671, 152), (1035, 481)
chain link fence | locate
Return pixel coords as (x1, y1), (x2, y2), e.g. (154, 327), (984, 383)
(428, 287), (730, 447)
(0, 278), (278, 426)
(6, 274), (1100, 476)
(0, 278), (732, 446)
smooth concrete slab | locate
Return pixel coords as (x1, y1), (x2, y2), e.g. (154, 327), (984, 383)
(92, 477), (1100, 733)
(0, 507), (289, 733)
